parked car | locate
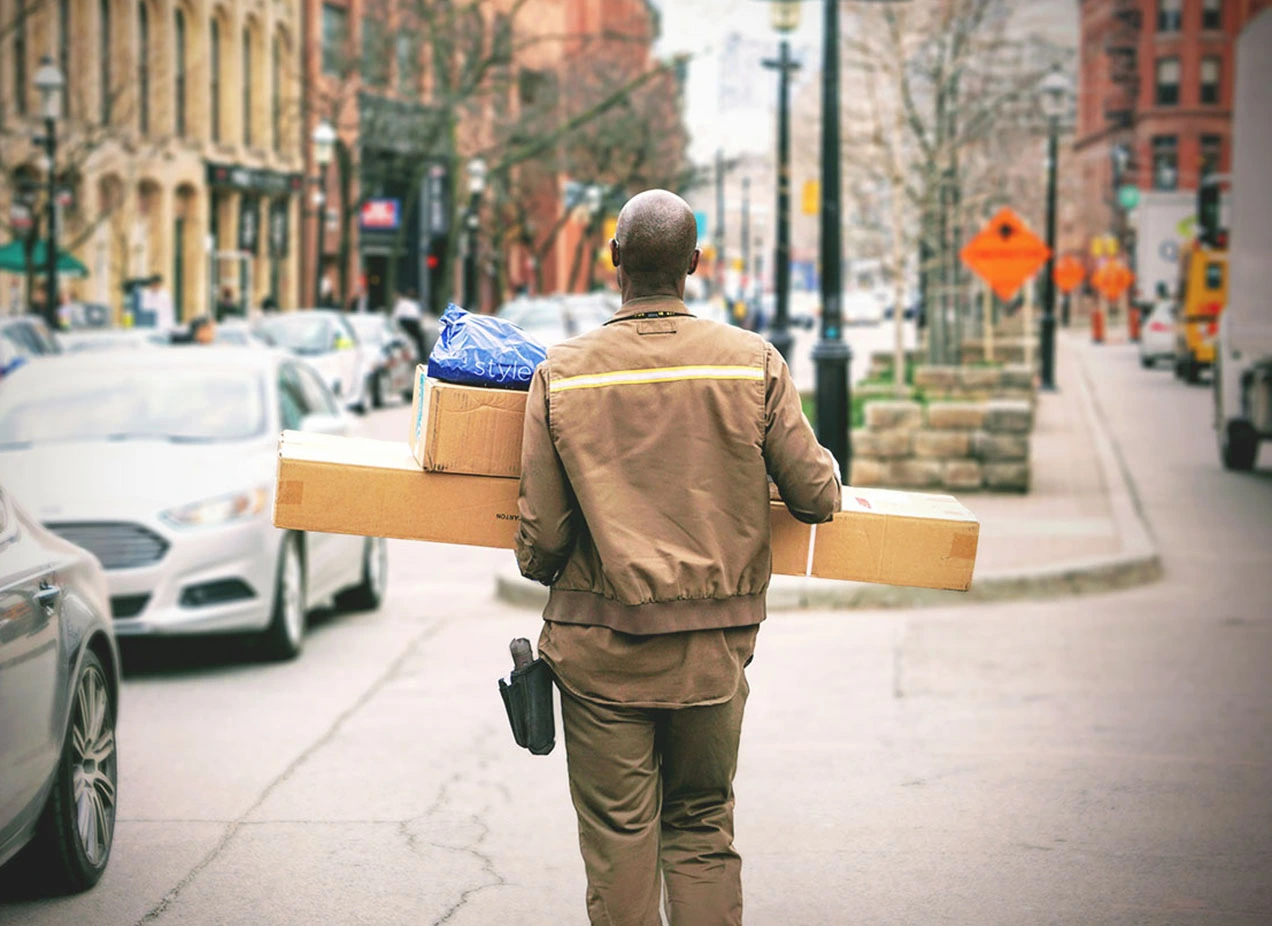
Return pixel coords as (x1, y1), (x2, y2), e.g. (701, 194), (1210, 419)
(1, 315), (62, 358)
(0, 484), (120, 892)
(345, 313), (417, 407)
(495, 293), (619, 346)
(213, 319), (274, 348)
(59, 328), (171, 352)
(255, 310), (371, 413)
(0, 348), (386, 661)
(1139, 300), (1176, 369)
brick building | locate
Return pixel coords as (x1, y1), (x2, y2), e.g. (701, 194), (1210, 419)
(1, 0), (306, 319)
(1074, 0), (1271, 292)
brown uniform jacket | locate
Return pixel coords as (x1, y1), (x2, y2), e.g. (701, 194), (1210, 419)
(515, 294), (841, 636)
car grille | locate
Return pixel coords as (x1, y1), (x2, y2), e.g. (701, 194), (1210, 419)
(46, 522), (169, 570)
(110, 594), (150, 619)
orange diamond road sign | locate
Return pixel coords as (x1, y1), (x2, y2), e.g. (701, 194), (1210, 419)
(1053, 255), (1086, 294)
(960, 207), (1052, 301)
(1093, 259), (1134, 301)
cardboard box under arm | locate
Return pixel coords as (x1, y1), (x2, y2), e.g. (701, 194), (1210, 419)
(274, 432), (979, 591)
(409, 369), (528, 478)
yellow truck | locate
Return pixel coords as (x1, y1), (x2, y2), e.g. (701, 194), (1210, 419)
(1174, 243), (1227, 384)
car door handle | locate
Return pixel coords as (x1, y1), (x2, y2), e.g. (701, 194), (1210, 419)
(34, 582), (61, 610)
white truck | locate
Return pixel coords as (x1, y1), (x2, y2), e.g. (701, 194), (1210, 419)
(1214, 9), (1272, 472)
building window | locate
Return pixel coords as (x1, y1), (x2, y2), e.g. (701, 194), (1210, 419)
(1155, 57), (1180, 106)
(175, 9), (187, 136)
(59, 0), (71, 116)
(1200, 134), (1222, 181)
(519, 69), (553, 107)
(1202, 0), (1222, 30)
(321, 4), (347, 76)
(99, 0), (110, 123)
(271, 35), (282, 152)
(1157, 0), (1182, 32)
(1200, 56), (1221, 104)
(242, 28), (253, 147)
(1152, 135), (1178, 190)
(210, 19), (221, 141)
(396, 32), (419, 95)
(14, 0), (27, 115)
(362, 18), (389, 87)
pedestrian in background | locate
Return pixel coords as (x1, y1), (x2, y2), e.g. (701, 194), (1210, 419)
(516, 189), (840, 925)
(215, 287), (238, 322)
(392, 287), (426, 363)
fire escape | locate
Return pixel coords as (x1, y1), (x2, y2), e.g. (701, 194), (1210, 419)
(1103, 0), (1142, 255)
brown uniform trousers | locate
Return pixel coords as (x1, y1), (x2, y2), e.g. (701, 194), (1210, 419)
(559, 677), (749, 926)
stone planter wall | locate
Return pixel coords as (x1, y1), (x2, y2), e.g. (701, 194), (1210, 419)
(850, 398), (1033, 492)
(866, 355), (1037, 401)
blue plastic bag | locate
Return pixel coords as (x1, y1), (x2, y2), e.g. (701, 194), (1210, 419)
(426, 304), (547, 390)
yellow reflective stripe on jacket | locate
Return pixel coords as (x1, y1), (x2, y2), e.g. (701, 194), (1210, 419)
(549, 364), (765, 393)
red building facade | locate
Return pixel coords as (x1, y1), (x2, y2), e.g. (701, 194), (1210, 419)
(1074, 0), (1270, 263)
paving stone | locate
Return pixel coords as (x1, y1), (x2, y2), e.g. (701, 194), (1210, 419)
(926, 402), (986, 430)
(865, 400), (922, 430)
(914, 429), (971, 458)
(942, 459), (984, 490)
(973, 431), (1030, 461)
(984, 399), (1034, 434)
(886, 459), (944, 488)
(849, 457), (888, 486)
(959, 366), (1003, 391)
(983, 461), (1030, 492)
(914, 366), (959, 389)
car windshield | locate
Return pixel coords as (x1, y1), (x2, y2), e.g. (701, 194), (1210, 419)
(0, 366), (267, 446)
(257, 316), (332, 355)
(346, 316), (387, 345)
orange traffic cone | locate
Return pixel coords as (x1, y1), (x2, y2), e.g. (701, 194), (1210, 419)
(1128, 305), (1141, 342)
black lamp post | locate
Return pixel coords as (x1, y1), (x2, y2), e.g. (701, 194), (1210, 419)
(1038, 67), (1068, 391)
(311, 119), (336, 308)
(763, 0), (801, 366)
(464, 158), (486, 310)
(34, 56), (64, 328)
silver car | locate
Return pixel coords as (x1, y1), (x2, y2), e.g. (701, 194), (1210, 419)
(0, 485), (120, 892)
(0, 348), (386, 661)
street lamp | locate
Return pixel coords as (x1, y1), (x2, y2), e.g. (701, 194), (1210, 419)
(311, 119), (336, 307)
(34, 56), (64, 327)
(1038, 66), (1069, 391)
(464, 157), (487, 310)
(763, 0), (801, 367)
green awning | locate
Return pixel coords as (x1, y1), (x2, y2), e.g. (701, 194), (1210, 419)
(0, 239), (90, 278)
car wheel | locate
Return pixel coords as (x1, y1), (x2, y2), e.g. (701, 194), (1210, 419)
(261, 533), (306, 660)
(370, 371), (385, 409)
(336, 537), (388, 612)
(1220, 420), (1259, 472)
(25, 649), (117, 894)
(1185, 358), (1201, 384)
(1140, 355), (1153, 369)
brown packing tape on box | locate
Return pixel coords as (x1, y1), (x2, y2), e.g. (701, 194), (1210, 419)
(275, 433), (979, 591)
(409, 368), (528, 478)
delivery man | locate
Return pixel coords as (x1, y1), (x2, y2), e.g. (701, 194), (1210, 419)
(515, 189), (840, 925)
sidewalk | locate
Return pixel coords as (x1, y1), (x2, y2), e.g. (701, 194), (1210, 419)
(495, 330), (1162, 610)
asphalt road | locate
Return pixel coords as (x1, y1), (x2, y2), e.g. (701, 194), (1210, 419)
(2, 335), (1269, 925)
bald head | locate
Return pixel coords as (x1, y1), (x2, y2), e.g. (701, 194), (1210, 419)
(612, 190), (699, 297)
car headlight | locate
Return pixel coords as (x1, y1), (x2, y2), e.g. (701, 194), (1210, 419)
(161, 488), (269, 528)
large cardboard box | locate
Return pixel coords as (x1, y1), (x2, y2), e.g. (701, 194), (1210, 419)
(409, 368), (528, 478)
(276, 430), (521, 548)
(771, 489), (979, 591)
(275, 432), (979, 591)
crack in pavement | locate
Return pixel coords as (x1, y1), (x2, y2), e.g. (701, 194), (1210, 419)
(133, 616), (450, 925)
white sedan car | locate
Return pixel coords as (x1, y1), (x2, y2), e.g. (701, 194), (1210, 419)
(256, 310), (372, 413)
(1139, 300), (1176, 369)
(0, 347), (386, 660)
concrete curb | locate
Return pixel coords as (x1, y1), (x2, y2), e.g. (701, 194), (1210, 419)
(494, 337), (1162, 612)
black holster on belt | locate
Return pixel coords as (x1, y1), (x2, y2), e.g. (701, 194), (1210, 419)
(499, 658), (556, 756)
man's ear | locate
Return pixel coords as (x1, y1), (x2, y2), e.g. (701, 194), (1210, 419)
(610, 239), (621, 267)
(687, 248), (701, 276)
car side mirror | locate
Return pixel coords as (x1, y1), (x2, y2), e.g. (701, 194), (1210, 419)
(334, 335), (354, 351)
(299, 413), (347, 437)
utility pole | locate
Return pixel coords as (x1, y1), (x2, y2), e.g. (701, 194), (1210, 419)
(763, 37), (799, 365)
(813, 0), (850, 482)
(715, 148), (726, 298)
